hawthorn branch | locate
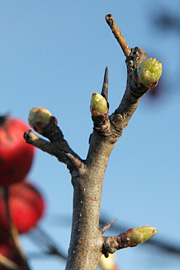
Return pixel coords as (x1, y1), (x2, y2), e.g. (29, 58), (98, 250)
(24, 14), (160, 270)
(105, 14), (149, 140)
(102, 233), (137, 258)
(88, 41), (148, 142)
(102, 225), (157, 258)
(24, 130), (60, 157)
(29, 226), (67, 260)
(24, 118), (84, 173)
(110, 47), (148, 140)
(89, 47), (148, 143)
(65, 70), (115, 270)
(100, 216), (180, 256)
(0, 254), (20, 270)
(105, 14), (131, 57)
(65, 15), (157, 270)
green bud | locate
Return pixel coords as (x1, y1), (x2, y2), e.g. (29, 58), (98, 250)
(137, 58), (162, 88)
(28, 107), (52, 134)
(126, 226), (157, 244)
(90, 93), (108, 116)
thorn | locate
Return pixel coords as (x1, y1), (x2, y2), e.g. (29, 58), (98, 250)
(100, 219), (117, 234)
(101, 67), (108, 102)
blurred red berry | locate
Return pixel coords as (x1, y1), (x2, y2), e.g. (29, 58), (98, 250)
(0, 180), (45, 234)
(0, 116), (35, 187)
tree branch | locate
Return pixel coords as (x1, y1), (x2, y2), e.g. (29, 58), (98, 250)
(110, 47), (148, 140)
(24, 14), (160, 270)
(0, 254), (20, 270)
(100, 216), (180, 256)
(102, 226), (157, 258)
(105, 14), (131, 57)
(89, 47), (148, 143)
(102, 233), (137, 258)
(29, 226), (67, 260)
(24, 117), (84, 173)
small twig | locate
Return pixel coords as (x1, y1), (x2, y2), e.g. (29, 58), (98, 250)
(102, 233), (137, 258)
(29, 226), (67, 260)
(3, 187), (31, 270)
(24, 130), (61, 157)
(101, 67), (108, 101)
(0, 254), (20, 270)
(105, 14), (131, 57)
(48, 214), (180, 257)
(100, 219), (116, 234)
(24, 122), (82, 171)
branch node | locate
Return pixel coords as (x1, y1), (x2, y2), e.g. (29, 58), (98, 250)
(64, 152), (85, 173)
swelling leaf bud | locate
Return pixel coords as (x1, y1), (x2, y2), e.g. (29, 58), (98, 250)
(28, 107), (52, 134)
(126, 226), (157, 244)
(90, 93), (108, 116)
(137, 58), (162, 88)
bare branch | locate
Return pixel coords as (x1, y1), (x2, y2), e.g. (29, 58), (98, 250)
(104, 15), (150, 141)
(0, 254), (20, 270)
(90, 48), (148, 143)
(102, 226), (156, 257)
(24, 119), (84, 173)
(110, 47), (148, 140)
(24, 130), (59, 156)
(23, 14), (160, 270)
(100, 216), (180, 256)
(102, 233), (137, 258)
(29, 226), (67, 260)
(105, 14), (131, 57)
(66, 36), (149, 270)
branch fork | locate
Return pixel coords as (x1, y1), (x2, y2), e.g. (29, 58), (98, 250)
(24, 117), (84, 173)
(23, 14), (161, 270)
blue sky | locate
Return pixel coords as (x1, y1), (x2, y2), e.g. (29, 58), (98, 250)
(1, 1), (180, 269)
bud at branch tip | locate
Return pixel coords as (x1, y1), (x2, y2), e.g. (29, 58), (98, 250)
(28, 107), (52, 134)
(90, 93), (108, 117)
(136, 58), (162, 88)
(126, 226), (157, 244)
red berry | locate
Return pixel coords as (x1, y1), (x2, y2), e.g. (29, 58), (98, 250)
(0, 116), (35, 186)
(0, 180), (46, 234)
